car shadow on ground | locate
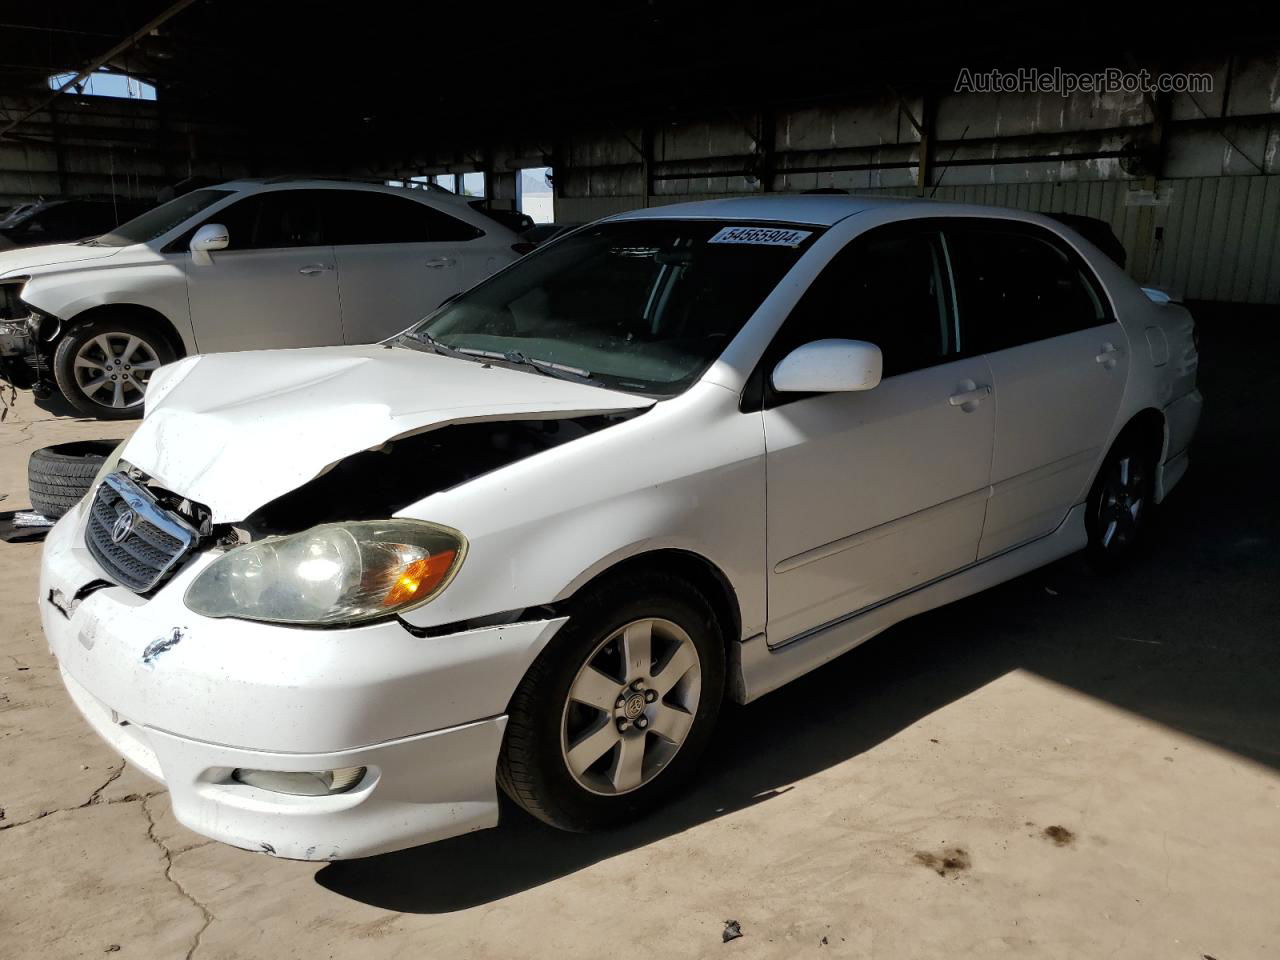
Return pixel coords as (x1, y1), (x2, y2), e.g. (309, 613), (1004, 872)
(27, 391), (90, 419)
(318, 314), (1278, 913)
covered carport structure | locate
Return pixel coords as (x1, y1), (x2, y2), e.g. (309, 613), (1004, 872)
(0, 5), (1278, 959)
(3, 2), (1280, 302)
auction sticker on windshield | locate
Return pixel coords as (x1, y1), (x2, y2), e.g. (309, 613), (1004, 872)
(708, 226), (812, 246)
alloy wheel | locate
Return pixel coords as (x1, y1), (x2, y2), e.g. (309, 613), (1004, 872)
(560, 617), (702, 796)
(72, 332), (161, 410)
(1097, 454), (1147, 551)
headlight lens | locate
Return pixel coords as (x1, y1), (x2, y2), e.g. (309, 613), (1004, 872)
(184, 520), (466, 625)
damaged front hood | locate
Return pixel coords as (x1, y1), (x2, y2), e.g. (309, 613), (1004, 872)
(125, 344), (655, 522)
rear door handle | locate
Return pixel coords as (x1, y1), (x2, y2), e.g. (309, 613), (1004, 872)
(424, 257), (456, 269)
(1096, 342), (1120, 368)
(949, 384), (991, 407)
(298, 263), (333, 275)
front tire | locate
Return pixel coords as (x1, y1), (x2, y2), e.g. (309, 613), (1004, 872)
(1086, 436), (1156, 571)
(53, 315), (175, 420)
(497, 572), (725, 832)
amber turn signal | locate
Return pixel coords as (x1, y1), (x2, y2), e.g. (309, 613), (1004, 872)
(383, 548), (457, 607)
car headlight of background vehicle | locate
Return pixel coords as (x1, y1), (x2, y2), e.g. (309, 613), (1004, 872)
(184, 520), (466, 625)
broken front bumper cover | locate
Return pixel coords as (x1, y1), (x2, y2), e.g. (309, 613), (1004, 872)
(39, 504), (567, 859)
(60, 668), (506, 860)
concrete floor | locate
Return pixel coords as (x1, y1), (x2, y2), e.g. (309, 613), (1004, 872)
(1, 319), (1277, 960)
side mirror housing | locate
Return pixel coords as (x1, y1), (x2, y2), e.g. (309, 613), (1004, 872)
(189, 223), (229, 266)
(772, 338), (883, 393)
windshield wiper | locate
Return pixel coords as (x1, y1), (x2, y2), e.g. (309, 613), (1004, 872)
(399, 334), (602, 386)
(399, 330), (487, 363)
(456, 348), (602, 386)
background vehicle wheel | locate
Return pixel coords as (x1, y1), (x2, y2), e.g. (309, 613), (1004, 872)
(52, 315), (175, 420)
(1086, 436), (1156, 571)
(497, 572), (726, 832)
(28, 440), (120, 519)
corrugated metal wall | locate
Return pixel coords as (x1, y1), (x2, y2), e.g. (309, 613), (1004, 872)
(541, 53), (1280, 305)
(0, 95), (350, 207)
(867, 176), (1280, 303)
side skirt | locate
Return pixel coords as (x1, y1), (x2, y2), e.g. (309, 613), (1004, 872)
(730, 503), (1089, 705)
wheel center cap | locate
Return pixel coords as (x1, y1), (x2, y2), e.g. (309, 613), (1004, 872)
(622, 693), (646, 720)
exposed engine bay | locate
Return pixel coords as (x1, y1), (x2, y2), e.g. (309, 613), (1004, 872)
(240, 412), (639, 535)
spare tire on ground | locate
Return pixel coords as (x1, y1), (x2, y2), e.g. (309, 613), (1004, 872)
(28, 440), (121, 519)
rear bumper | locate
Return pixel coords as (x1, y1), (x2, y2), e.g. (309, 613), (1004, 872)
(39, 503), (567, 859)
(1157, 389), (1202, 501)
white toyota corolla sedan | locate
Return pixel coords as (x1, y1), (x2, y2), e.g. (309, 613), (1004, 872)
(39, 196), (1201, 860)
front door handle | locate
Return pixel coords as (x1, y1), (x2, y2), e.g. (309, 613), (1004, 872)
(424, 257), (456, 269)
(1095, 342), (1120, 368)
(949, 384), (992, 409)
(298, 263), (333, 275)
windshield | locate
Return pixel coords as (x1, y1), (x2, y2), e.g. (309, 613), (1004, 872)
(406, 219), (821, 396)
(89, 189), (233, 247)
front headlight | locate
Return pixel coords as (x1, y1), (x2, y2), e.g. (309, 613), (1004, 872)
(184, 520), (466, 625)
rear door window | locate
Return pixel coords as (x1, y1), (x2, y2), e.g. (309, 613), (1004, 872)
(324, 191), (483, 245)
(946, 222), (1108, 353)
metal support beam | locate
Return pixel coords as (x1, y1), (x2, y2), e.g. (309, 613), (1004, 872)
(887, 84), (924, 138)
(651, 146), (1131, 183)
(1134, 87), (1171, 283)
(915, 92), (935, 196)
(1146, 91), (1171, 179)
(0, 0), (197, 142)
(49, 101), (68, 196)
(758, 106), (776, 192)
(640, 121), (654, 207)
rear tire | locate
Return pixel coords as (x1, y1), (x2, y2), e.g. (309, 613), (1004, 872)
(53, 315), (175, 420)
(28, 440), (120, 519)
(1086, 436), (1156, 572)
(497, 572), (725, 832)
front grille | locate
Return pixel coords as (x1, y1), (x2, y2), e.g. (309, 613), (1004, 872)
(85, 473), (198, 593)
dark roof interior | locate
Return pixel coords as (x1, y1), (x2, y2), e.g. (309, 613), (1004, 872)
(3, 1), (1277, 152)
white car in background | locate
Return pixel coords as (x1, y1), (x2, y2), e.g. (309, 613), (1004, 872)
(0, 178), (523, 418)
(39, 196), (1201, 859)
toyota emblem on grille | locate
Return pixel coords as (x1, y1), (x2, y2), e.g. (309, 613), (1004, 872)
(110, 509), (136, 545)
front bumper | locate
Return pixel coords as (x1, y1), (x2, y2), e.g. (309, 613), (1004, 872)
(39, 504), (567, 859)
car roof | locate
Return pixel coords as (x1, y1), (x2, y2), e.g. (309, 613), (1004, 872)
(605, 194), (1037, 227)
(212, 177), (476, 206)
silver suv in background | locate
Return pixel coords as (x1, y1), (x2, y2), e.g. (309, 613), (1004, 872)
(0, 178), (523, 418)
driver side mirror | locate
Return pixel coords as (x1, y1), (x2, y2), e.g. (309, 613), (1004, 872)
(772, 338), (883, 393)
(189, 223), (229, 266)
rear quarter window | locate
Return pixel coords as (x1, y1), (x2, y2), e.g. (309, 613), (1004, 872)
(324, 191), (483, 245)
(947, 222), (1109, 354)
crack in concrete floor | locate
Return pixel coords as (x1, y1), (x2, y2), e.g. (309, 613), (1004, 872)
(0, 758), (138, 831)
(141, 794), (216, 960)
(1, 756), (218, 958)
